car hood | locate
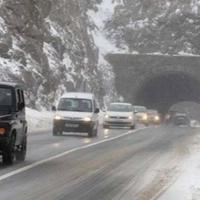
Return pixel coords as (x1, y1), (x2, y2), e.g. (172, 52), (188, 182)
(105, 111), (133, 117)
(136, 112), (146, 116)
(55, 111), (93, 119)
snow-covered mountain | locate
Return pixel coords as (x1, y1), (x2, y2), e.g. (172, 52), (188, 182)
(104, 0), (200, 55)
(1, 0), (200, 109)
(0, 0), (113, 109)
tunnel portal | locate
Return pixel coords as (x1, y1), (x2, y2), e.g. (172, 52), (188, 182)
(135, 72), (200, 113)
(106, 54), (200, 114)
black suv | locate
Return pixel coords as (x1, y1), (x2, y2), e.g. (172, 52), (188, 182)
(0, 82), (27, 165)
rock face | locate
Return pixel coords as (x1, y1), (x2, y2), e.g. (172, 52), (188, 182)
(1, 0), (199, 109)
(0, 0), (104, 109)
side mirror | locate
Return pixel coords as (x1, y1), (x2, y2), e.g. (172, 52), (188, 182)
(95, 108), (100, 114)
(52, 106), (56, 111)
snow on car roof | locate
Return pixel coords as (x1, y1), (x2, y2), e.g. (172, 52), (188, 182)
(61, 92), (94, 99)
(110, 102), (132, 106)
(134, 105), (147, 109)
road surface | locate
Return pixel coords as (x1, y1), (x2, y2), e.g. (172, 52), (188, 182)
(0, 125), (199, 200)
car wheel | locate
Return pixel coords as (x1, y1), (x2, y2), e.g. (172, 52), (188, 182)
(16, 136), (27, 161)
(53, 128), (62, 136)
(2, 134), (16, 165)
(94, 127), (98, 137)
(130, 125), (135, 130)
(88, 127), (96, 138)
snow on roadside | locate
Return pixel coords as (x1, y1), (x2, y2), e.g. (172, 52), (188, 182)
(26, 108), (53, 132)
(160, 132), (200, 200)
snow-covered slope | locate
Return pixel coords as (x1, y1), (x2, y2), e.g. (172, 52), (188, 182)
(26, 108), (53, 132)
(1, 0), (199, 111)
(0, 0), (106, 109)
(104, 0), (200, 55)
(88, 0), (124, 105)
(88, 0), (119, 55)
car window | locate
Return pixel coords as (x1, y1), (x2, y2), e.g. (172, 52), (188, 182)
(134, 106), (147, 113)
(0, 88), (12, 106)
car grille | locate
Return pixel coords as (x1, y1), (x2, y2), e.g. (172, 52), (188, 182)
(110, 116), (128, 119)
(106, 121), (131, 125)
(63, 117), (83, 121)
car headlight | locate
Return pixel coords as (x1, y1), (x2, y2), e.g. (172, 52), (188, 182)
(0, 128), (6, 135)
(128, 116), (133, 120)
(54, 115), (62, 120)
(142, 114), (148, 120)
(83, 117), (92, 122)
(154, 116), (160, 121)
(105, 115), (109, 119)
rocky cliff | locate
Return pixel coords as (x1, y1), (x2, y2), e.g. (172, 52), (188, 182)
(0, 0), (106, 109)
(1, 0), (199, 109)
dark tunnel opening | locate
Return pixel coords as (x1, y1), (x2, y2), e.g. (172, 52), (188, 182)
(135, 73), (200, 114)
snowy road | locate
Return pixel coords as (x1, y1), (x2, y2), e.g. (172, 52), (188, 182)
(0, 125), (199, 200)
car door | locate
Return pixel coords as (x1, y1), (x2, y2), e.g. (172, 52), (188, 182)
(15, 88), (25, 144)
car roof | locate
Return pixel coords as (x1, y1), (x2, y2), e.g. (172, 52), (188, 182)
(61, 92), (94, 99)
(147, 109), (158, 113)
(175, 113), (187, 116)
(134, 105), (147, 108)
(110, 102), (132, 106)
(0, 82), (22, 88)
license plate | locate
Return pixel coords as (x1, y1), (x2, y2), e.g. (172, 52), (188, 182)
(65, 123), (79, 128)
(115, 119), (123, 122)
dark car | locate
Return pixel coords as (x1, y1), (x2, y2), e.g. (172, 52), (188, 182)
(173, 113), (190, 126)
(165, 111), (190, 126)
(0, 82), (27, 165)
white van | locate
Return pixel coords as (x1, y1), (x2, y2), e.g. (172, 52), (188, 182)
(53, 93), (99, 137)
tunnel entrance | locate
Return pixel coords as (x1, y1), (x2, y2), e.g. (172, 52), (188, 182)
(135, 72), (200, 114)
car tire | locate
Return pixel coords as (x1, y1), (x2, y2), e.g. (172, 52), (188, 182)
(2, 134), (16, 165)
(53, 128), (62, 136)
(16, 136), (27, 161)
(88, 127), (97, 138)
(130, 125), (135, 130)
(94, 128), (98, 137)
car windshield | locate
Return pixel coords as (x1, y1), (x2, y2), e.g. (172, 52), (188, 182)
(148, 110), (158, 115)
(0, 87), (13, 115)
(134, 106), (147, 113)
(57, 98), (93, 112)
(0, 87), (12, 107)
(108, 104), (132, 112)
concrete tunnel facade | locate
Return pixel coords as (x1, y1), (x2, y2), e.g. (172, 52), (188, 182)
(105, 54), (200, 114)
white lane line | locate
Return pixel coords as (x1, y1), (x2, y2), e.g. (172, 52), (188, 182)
(0, 128), (147, 182)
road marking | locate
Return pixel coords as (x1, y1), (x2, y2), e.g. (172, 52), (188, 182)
(0, 128), (147, 182)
